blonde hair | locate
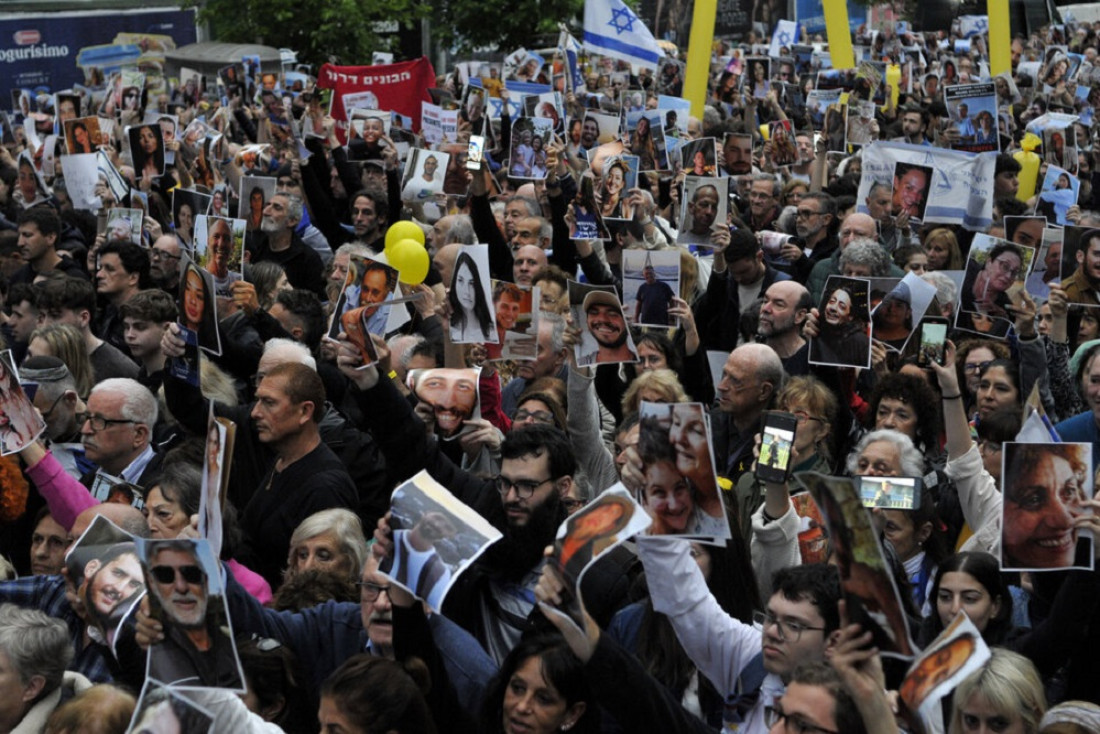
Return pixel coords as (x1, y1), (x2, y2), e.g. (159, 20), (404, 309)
(922, 227), (964, 270)
(29, 323), (94, 397)
(950, 649), (1046, 734)
(287, 508), (368, 582)
(621, 369), (689, 414)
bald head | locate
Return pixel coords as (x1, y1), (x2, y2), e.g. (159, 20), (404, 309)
(838, 213), (877, 249)
(513, 244), (547, 286)
(72, 503), (149, 540)
(435, 243), (461, 287)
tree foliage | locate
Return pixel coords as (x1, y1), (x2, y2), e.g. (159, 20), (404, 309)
(431, 0), (584, 53)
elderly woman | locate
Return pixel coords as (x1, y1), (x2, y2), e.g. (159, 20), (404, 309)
(0, 604), (88, 732)
(620, 369), (690, 414)
(285, 508), (368, 586)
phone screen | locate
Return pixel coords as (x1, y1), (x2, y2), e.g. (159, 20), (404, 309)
(859, 476), (921, 510)
(756, 412), (797, 483)
(466, 135), (485, 170)
(917, 321), (947, 367)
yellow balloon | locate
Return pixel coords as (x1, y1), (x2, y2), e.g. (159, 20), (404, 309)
(385, 221), (425, 252)
(390, 239), (430, 285)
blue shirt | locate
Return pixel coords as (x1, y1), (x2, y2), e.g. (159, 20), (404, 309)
(1054, 411), (1100, 467)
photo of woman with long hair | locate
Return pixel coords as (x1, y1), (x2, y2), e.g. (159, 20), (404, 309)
(599, 158), (633, 220)
(179, 258), (221, 355)
(128, 124), (165, 180)
(448, 249), (495, 344)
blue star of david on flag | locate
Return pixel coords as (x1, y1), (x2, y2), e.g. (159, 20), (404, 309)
(583, 0), (662, 69)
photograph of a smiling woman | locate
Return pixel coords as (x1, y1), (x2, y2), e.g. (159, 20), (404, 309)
(1001, 442), (1094, 571)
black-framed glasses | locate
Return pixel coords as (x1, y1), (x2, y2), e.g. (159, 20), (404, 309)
(356, 581), (391, 601)
(753, 610), (826, 642)
(40, 392), (67, 420)
(795, 208), (820, 218)
(150, 249), (181, 262)
(790, 410), (825, 425)
(151, 564), (205, 585)
(78, 412), (137, 432)
(495, 475), (554, 499)
(764, 705), (839, 734)
(514, 409), (554, 424)
(562, 498), (586, 513)
(963, 360), (992, 374)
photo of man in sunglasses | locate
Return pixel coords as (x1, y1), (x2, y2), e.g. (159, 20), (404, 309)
(143, 538), (244, 690)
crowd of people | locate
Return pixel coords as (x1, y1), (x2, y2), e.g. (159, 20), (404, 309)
(0, 10), (1098, 734)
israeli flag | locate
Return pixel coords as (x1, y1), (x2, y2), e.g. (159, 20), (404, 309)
(558, 28), (587, 94)
(583, 0), (662, 70)
(769, 20), (798, 58)
(958, 15), (989, 38)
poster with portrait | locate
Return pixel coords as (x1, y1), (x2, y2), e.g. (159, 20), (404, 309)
(105, 207), (143, 245)
(845, 99), (877, 149)
(636, 401), (729, 539)
(115, 69), (145, 112)
(767, 119), (799, 167)
(449, 245), (497, 344)
(1043, 125), (1078, 176)
(1036, 164), (1079, 226)
(1000, 442), (1094, 572)
(805, 89), (842, 132)
(379, 470), (502, 612)
(129, 680), (214, 734)
(569, 281), (638, 367)
(943, 83), (999, 153)
(869, 272), (938, 352)
(899, 612), (991, 729)
(407, 366), (481, 441)
(143, 112), (179, 166)
(237, 175), (276, 231)
(399, 147), (450, 202)
(137, 537), (245, 691)
(541, 485), (651, 632)
(889, 161), (933, 225)
(65, 515), (144, 650)
(809, 275), (871, 368)
(171, 189), (211, 251)
(597, 154), (637, 221)
(63, 116), (101, 155)
(569, 175), (611, 241)
(194, 215), (245, 297)
(178, 253), (222, 357)
(679, 137), (718, 176)
(198, 406), (235, 561)
(486, 281), (539, 362)
(1058, 225), (1100, 308)
(0, 350), (45, 455)
(1021, 223), (1064, 301)
(955, 233), (1035, 338)
(743, 57), (771, 99)
(327, 256), (401, 341)
(622, 250), (680, 327)
(798, 471), (918, 658)
(523, 91), (565, 138)
(507, 117), (554, 180)
(677, 176), (728, 247)
(627, 110), (669, 171)
(127, 122), (165, 177)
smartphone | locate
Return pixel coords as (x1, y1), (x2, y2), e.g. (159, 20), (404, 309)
(466, 135), (485, 170)
(859, 476), (922, 510)
(755, 411), (798, 483)
(916, 318), (948, 367)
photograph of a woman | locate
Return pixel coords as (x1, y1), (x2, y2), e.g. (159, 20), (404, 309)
(600, 157), (634, 220)
(172, 189), (212, 249)
(64, 118), (97, 154)
(179, 258), (221, 356)
(128, 124), (165, 179)
(238, 176), (275, 232)
(448, 246), (496, 344)
(0, 351), (46, 455)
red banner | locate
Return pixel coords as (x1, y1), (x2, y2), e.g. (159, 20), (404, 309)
(317, 57), (436, 142)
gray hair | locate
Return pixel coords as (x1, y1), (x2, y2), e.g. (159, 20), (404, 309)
(444, 215), (475, 245)
(540, 311), (567, 353)
(509, 195), (541, 218)
(839, 239), (892, 276)
(92, 378), (158, 427)
(288, 508), (368, 576)
(387, 334), (427, 369)
(750, 173), (780, 197)
(0, 603), (73, 692)
(922, 271), (957, 312)
(335, 242), (372, 260)
(261, 338), (316, 370)
(281, 193), (304, 223)
(846, 429), (924, 476)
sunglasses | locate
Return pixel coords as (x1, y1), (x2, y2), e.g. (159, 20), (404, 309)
(151, 564), (205, 585)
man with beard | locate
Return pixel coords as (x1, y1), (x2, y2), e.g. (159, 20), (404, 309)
(78, 542), (144, 646)
(144, 539), (242, 688)
(410, 368), (478, 440)
(249, 192), (326, 297)
(756, 281), (812, 375)
(679, 183), (721, 245)
(339, 351), (637, 664)
(577, 291), (637, 366)
(722, 134), (753, 176)
(1061, 229), (1100, 307)
(780, 192), (838, 281)
(148, 234), (183, 296)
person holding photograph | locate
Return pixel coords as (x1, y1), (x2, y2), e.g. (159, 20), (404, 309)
(599, 159), (632, 220)
(204, 217), (243, 294)
(961, 242), (1024, 320)
(812, 282), (870, 367)
(449, 251), (494, 343)
(181, 261), (216, 349)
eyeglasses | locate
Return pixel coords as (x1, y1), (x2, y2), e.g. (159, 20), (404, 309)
(562, 498), (586, 512)
(795, 208), (820, 218)
(790, 410), (825, 425)
(150, 249), (181, 262)
(963, 360), (992, 374)
(514, 409), (554, 424)
(40, 392), (67, 420)
(990, 257), (1021, 279)
(753, 610), (826, 642)
(78, 413), (137, 432)
(356, 581), (392, 601)
(764, 706), (839, 734)
(495, 475), (554, 499)
(151, 564), (205, 585)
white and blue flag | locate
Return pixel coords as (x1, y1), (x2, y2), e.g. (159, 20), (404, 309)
(583, 0), (662, 70)
(769, 20), (798, 58)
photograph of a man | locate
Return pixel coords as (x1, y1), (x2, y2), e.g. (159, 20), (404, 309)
(142, 538), (244, 691)
(809, 276), (872, 368)
(677, 177), (727, 246)
(891, 162), (932, 222)
(623, 249), (679, 327)
(328, 257), (400, 340)
(1061, 227), (1100, 307)
(571, 285), (638, 366)
(485, 281), (538, 361)
(408, 367), (481, 440)
(197, 215), (243, 297)
(387, 512), (455, 611)
(65, 515), (145, 647)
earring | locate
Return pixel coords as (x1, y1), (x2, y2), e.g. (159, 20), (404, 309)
(561, 723), (574, 731)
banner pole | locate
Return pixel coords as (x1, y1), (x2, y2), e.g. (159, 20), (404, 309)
(683, 0), (718, 120)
